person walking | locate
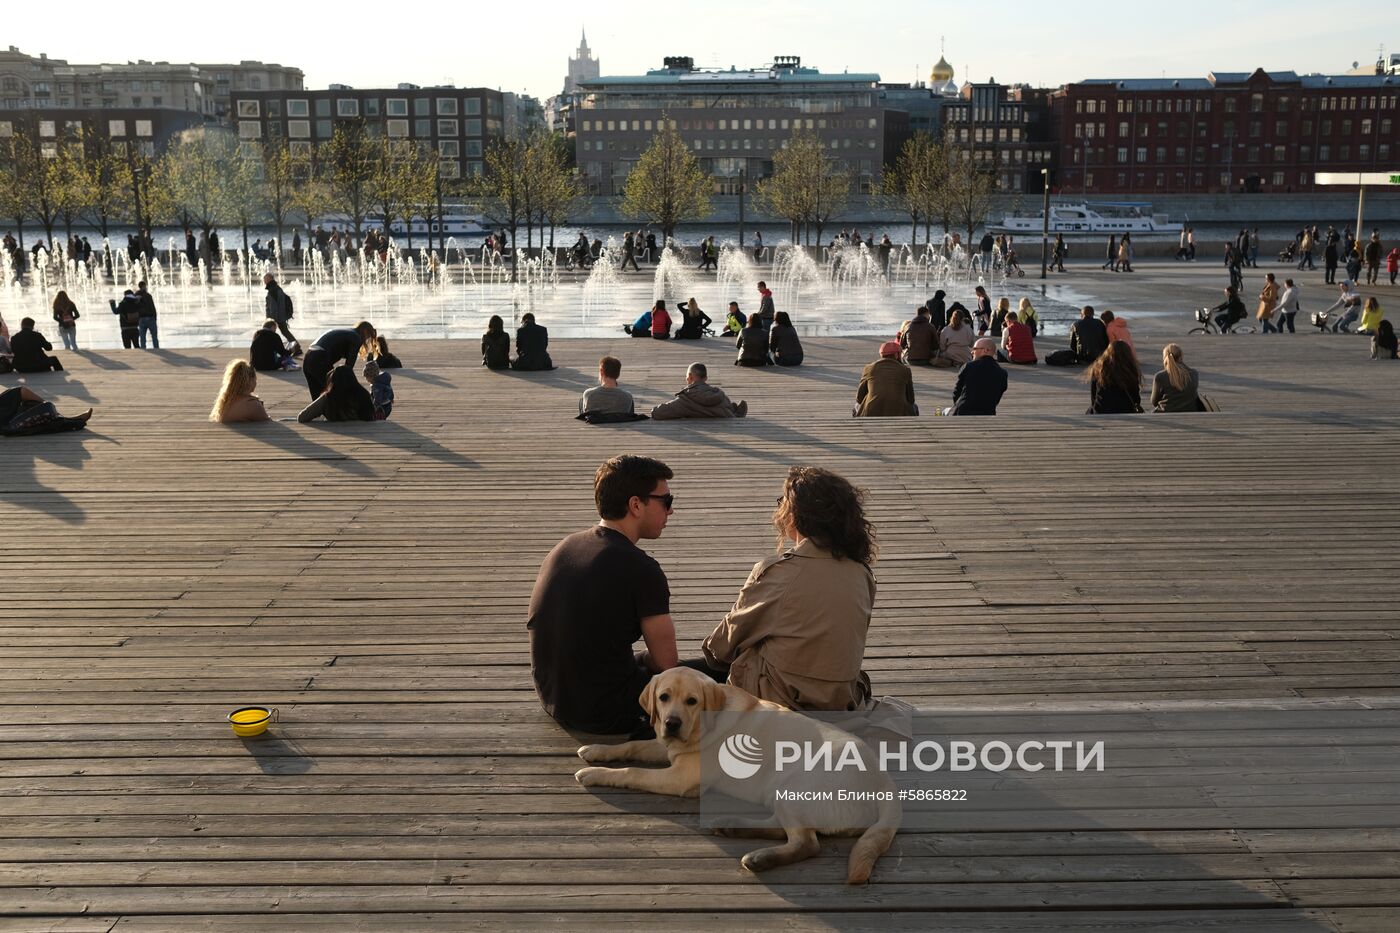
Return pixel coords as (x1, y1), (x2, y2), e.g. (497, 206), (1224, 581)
(1364, 233), (1383, 286)
(1248, 228), (1261, 268)
(1104, 234), (1118, 271)
(1276, 278), (1300, 334)
(753, 230), (764, 263)
(1299, 228), (1317, 272)
(263, 273), (300, 355)
(51, 290), (80, 351)
(1052, 233), (1066, 272)
(135, 280), (159, 349)
(1118, 233), (1134, 273)
(110, 290), (141, 349)
(1257, 273), (1280, 334)
(1323, 236), (1339, 284)
(620, 231), (640, 272)
(1388, 246), (1399, 286)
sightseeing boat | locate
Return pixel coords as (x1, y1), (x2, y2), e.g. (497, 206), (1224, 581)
(993, 202), (1182, 236)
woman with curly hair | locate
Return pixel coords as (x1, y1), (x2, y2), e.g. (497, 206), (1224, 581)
(1085, 340), (1143, 414)
(209, 359), (270, 423)
(699, 466), (879, 712)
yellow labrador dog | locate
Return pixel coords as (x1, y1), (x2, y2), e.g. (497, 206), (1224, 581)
(575, 667), (900, 884)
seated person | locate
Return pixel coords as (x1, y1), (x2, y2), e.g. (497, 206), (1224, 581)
(1102, 309), (1135, 354)
(365, 360), (394, 420)
(527, 455), (678, 735)
(579, 356), (637, 418)
(371, 335), (402, 369)
(651, 362), (747, 419)
(250, 319), (297, 371)
(899, 306), (938, 365)
(925, 290), (948, 330)
(700, 466), (878, 712)
(1069, 305), (1109, 363)
(674, 298), (711, 339)
(735, 315), (771, 366)
(933, 309), (974, 367)
(623, 307), (652, 337)
(1150, 343), (1201, 412)
(209, 359), (271, 423)
(1085, 341), (1142, 414)
(1372, 319), (1398, 360)
(650, 301), (672, 340)
(997, 311), (1037, 364)
(949, 338), (1008, 415)
(9, 318), (62, 372)
(481, 315), (511, 369)
(768, 311), (804, 366)
(721, 301), (747, 337)
(1212, 287), (1247, 334)
(298, 362), (375, 422)
(854, 341), (917, 417)
(512, 312), (555, 370)
(0, 384), (92, 436)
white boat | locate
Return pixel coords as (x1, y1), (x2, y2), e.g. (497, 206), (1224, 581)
(384, 212), (491, 239)
(994, 202), (1181, 236)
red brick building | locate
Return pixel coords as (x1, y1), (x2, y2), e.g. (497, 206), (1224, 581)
(1052, 68), (1398, 194)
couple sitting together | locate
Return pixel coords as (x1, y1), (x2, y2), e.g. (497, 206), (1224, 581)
(528, 457), (875, 736)
(577, 358), (747, 424)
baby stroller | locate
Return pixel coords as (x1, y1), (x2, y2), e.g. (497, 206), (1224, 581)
(1278, 241), (1298, 263)
(1003, 248), (1026, 278)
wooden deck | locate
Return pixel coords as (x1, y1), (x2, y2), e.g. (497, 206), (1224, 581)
(2, 329), (1399, 931)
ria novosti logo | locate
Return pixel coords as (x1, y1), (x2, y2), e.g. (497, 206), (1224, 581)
(718, 733), (764, 779)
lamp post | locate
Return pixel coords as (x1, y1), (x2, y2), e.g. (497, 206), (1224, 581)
(737, 167), (746, 251)
(1040, 168), (1050, 279)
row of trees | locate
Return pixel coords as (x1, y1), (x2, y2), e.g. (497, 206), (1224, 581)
(2, 116), (998, 278)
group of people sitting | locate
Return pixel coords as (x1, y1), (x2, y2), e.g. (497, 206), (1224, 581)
(617, 283), (806, 369)
(210, 320), (397, 425)
(529, 457), (882, 737)
(577, 357), (748, 424)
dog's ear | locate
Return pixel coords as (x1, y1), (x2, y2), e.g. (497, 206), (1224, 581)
(702, 678), (728, 713)
(639, 677), (659, 720)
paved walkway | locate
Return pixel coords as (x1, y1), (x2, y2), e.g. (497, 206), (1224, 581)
(1, 330), (1397, 930)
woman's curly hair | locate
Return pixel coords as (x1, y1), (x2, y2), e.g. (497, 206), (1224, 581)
(772, 466), (877, 564)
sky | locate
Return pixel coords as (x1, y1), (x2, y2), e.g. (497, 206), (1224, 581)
(2, 2), (1388, 99)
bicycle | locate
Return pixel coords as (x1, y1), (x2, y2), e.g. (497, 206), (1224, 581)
(1188, 308), (1255, 335)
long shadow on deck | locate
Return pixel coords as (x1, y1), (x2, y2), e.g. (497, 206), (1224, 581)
(0, 427), (114, 524)
(226, 421), (377, 477)
(305, 421), (480, 470)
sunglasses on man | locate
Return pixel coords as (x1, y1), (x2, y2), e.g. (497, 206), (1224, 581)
(639, 492), (675, 510)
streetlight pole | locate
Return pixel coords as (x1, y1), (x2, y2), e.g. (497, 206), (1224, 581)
(738, 168), (746, 251)
(1040, 168), (1050, 279)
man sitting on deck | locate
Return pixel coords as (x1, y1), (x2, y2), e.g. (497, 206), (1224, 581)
(527, 456), (679, 737)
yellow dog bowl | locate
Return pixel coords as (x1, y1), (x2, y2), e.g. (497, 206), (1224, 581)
(228, 706), (278, 738)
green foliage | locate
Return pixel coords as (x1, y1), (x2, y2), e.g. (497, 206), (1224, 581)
(756, 129), (850, 245)
(620, 119), (711, 239)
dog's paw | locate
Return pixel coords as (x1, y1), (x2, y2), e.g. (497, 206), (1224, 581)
(741, 850), (777, 874)
(574, 766), (611, 787)
(577, 744), (612, 763)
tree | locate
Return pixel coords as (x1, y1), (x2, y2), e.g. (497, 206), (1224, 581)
(323, 120), (375, 248)
(537, 133), (585, 251)
(756, 130), (850, 246)
(291, 169), (333, 252)
(468, 135), (529, 279)
(397, 145), (438, 254)
(10, 132), (80, 251)
(261, 144), (298, 256)
(155, 128), (236, 241)
(75, 130), (132, 248)
(945, 154), (996, 242)
(369, 136), (408, 254)
(882, 133), (947, 247)
(0, 138), (29, 252)
(620, 118), (710, 240)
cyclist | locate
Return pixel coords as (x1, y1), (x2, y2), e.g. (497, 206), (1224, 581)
(1211, 285), (1247, 334)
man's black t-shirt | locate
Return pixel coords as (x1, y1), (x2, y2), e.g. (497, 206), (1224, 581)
(527, 526), (670, 733)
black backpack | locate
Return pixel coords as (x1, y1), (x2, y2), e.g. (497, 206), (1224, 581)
(283, 291), (294, 319)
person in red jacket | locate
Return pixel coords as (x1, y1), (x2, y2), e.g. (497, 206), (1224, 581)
(1388, 247), (1399, 286)
(997, 311), (1038, 364)
(650, 300), (672, 340)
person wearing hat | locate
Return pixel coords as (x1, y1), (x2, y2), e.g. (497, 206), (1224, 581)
(854, 340), (917, 417)
(946, 337), (1007, 416)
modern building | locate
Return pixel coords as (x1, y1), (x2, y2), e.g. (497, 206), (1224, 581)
(0, 107), (204, 160)
(230, 85), (504, 179)
(195, 61), (304, 119)
(503, 91), (547, 138)
(575, 55), (886, 196)
(942, 80), (1057, 192)
(1052, 68), (1399, 194)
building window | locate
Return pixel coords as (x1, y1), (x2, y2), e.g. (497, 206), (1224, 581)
(1117, 146), (1128, 163)
(267, 100), (282, 118)
(1136, 147), (1147, 162)
(437, 97), (458, 115)
(364, 99), (379, 116)
(239, 121), (262, 139)
(288, 99), (308, 117)
(107, 120), (124, 137)
(415, 119), (430, 137)
(439, 159), (460, 178)
(289, 141), (312, 159)
(465, 119), (482, 136)
(414, 98), (430, 116)
(438, 119), (458, 136)
(1272, 171), (1285, 186)
(315, 99), (330, 117)
(386, 98), (407, 117)
(337, 99), (359, 117)
(439, 140), (459, 157)
(316, 119), (332, 138)
(237, 100), (260, 118)
(387, 119), (409, 138)
(289, 120), (310, 138)
(464, 98), (480, 115)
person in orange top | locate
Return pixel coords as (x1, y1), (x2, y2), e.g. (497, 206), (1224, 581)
(997, 312), (1037, 364)
(1101, 310), (1135, 355)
